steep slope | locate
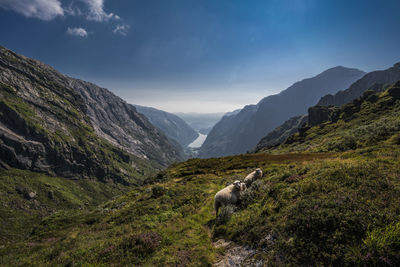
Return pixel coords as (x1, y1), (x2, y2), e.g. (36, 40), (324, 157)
(318, 62), (400, 106)
(0, 168), (128, 242)
(199, 66), (365, 158)
(134, 105), (198, 148)
(253, 114), (308, 151)
(0, 46), (184, 183)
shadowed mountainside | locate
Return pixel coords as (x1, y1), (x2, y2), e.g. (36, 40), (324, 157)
(318, 62), (400, 106)
(199, 66), (365, 158)
(255, 63), (400, 152)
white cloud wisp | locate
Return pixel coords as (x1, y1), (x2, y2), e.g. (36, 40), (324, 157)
(0, 0), (64, 20)
(66, 27), (88, 37)
(113, 24), (130, 36)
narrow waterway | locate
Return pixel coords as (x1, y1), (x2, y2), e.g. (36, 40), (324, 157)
(188, 132), (207, 148)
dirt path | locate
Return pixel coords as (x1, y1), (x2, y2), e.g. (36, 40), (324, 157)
(213, 239), (265, 266)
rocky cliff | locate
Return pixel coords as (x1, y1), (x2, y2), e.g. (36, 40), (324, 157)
(0, 46), (184, 184)
(199, 66), (365, 158)
(253, 115), (308, 151)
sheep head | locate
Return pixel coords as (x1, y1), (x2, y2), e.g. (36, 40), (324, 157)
(233, 180), (242, 190)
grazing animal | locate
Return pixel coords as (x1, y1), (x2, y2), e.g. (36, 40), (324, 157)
(214, 180), (245, 216)
(244, 168), (263, 187)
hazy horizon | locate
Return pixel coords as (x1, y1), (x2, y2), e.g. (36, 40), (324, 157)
(1, 0), (400, 113)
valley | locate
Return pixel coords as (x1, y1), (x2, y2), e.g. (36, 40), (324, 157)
(1, 1), (400, 264)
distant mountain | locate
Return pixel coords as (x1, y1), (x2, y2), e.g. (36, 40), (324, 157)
(318, 63), (400, 106)
(176, 112), (224, 134)
(0, 46), (184, 184)
(199, 66), (365, 158)
(134, 105), (198, 148)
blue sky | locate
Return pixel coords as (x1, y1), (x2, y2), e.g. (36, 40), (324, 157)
(1, 0), (400, 113)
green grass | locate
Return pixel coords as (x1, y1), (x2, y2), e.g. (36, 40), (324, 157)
(1, 149), (400, 265)
(0, 169), (129, 243)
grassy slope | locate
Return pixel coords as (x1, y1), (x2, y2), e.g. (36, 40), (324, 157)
(0, 169), (129, 243)
(1, 86), (400, 266)
(0, 153), (331, 266)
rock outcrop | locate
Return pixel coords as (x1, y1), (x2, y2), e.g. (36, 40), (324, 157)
(254, 115), (308, 151)
(0, 46), (184, 183)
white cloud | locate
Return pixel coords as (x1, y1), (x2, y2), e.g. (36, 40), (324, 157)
(0, 0), (121, 23)
(81, 0), (117, 22)
(0, 0), (64, 20)
(113, 24), (130, 36)
(66, 27), (88, 37)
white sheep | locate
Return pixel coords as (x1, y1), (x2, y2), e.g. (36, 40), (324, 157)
(214, 180), (246, 216)
(244, 168), (263, 187)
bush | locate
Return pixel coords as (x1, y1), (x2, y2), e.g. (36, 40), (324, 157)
(216, 205), (236, 225)
(240, 180), (264, 208)
(327, 135), (358, 151)
(120, 232), (162, 256)
(354, 222), (400, 266)
(151, 185), (166, 198)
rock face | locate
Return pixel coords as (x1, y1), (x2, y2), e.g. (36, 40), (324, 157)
(199, 66), (365, 158)
(254, 115), (308, 151)
(307, 106), (340, 126)
(318, 63), (400, 106)
(134, 105), (198, 148)
(0, 46), (184, 183)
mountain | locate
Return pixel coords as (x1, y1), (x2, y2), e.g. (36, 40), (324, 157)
(0, 46), (184, 184)
(4, 83), (400, 266)
(318, 62), (400, 106)
(254, 63), (400, 153)
(199, 66), (365, 158)
(262, 81), (400, 153)
(175, 112), (224, 134)
(134, 105), (198, 148)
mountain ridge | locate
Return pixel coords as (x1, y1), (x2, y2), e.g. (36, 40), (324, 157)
(254, 62), (400, 153)
(318, 62), (400, 106)
(199, 66), (365, 158)
(0, 46), (184, 183)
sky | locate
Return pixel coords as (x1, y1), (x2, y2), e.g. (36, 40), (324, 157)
(0, 0), (400, 113)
